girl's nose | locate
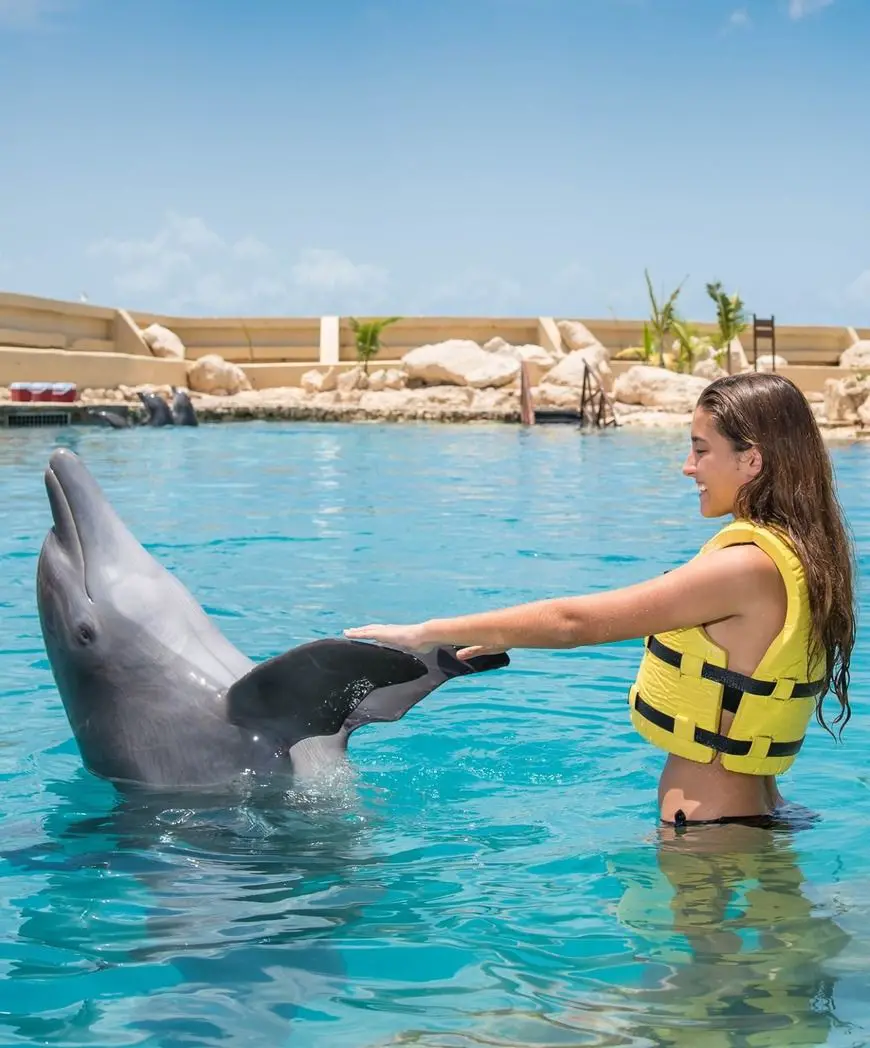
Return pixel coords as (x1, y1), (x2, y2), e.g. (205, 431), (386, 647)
(682, 453), (695, 477)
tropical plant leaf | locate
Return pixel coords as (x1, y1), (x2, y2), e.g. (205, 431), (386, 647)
(348, 316), (403, 373)
(644, 269), (688, 367)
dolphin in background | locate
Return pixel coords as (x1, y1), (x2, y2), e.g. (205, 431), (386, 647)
(36, 448), (508, 791)
(137, 390), (176, 426)
(170, 386), (199, 426)
(86, 388), (198, 429)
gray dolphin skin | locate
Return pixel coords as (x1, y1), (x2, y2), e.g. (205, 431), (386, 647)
(137, 390), (175, 426)
(87, 408), (131, 429)
(171, 386), (198, 426)
(36, 448), (508, 791)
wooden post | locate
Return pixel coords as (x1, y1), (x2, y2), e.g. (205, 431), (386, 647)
(520, 361), (535, 425)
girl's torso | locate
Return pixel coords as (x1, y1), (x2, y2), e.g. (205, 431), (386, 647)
(657, 555), (789, 823)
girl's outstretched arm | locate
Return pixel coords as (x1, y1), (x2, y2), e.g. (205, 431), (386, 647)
(344, 543), (780, 659)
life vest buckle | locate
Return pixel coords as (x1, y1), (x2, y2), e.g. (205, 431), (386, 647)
(771, 678), (797, 700)
(678, 653), (705, 680)
(673, 712), (696, 743)
(748, 734), (773, 760)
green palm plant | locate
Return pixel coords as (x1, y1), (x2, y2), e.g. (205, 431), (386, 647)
(348, 316), (402, 374)
(641, 322), (656, 363)
(644, 269), (687, 367)
(670, 317), (702, 374)
(706, 281), (749, 373)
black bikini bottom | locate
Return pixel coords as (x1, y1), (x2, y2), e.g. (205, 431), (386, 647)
(668, 808), (778, 830)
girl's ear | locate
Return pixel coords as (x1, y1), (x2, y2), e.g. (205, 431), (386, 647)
(743, 445), (763, 479)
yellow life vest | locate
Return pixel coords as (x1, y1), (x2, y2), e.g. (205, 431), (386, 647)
(628, 520), (826, 776)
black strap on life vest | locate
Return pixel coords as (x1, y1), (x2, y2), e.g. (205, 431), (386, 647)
(645, 635), (824, 710)
(632, 693), (805, 758)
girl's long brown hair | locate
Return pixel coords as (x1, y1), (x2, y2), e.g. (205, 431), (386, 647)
(698, 372), (857, 738)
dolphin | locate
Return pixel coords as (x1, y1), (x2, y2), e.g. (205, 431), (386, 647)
(170, 386), (198, 426)
(86, 408), (131, 429)
(36, 448), (508, 791)
(136, 390), (175, 426)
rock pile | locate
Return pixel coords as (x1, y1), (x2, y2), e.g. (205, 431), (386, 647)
(5, 317), (865, 437)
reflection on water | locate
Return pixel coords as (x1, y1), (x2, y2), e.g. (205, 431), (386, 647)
(0, 771), (379, 1046)
(607, 819), (851, 1047)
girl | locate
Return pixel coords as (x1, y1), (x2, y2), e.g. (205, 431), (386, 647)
(345, 373), (857, 825)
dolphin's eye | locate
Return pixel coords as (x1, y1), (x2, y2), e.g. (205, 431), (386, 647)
(76, 623), (96, 646)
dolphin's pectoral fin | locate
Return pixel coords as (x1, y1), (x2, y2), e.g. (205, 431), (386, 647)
(226, 640), (510, 748)
(343, 645), (510, 733)
(225, 638), (431, 745)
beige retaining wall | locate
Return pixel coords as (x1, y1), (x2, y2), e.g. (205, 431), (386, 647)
(0, 291), (137, 356)
(0, 290), (866, 394)
(0, 346), (187, 387)
(126, 310), (322, 365)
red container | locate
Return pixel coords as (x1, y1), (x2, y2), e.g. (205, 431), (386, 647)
(10, 382), (32, 402)
(51, 382), (77, 403)
(29, 383), (53, 402)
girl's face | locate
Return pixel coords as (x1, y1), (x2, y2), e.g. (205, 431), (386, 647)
(682, 407), (762, 518)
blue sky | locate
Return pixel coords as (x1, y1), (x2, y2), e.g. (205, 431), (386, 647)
(1, 0), (867, 325)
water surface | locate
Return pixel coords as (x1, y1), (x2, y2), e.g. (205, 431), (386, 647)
(1, 421), (868, 1047)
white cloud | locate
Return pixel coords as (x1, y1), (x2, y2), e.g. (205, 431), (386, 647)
(291, 248), (388, 293)
(728, 8), (750, 28)
(86, 212), (391, 314)
(232, 235), (272, 262)
(788, 0), (834, 19)
(414, 269), (525, 315)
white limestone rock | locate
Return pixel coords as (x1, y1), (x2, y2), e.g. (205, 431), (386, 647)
(301, 367), (337, 394)
(415, 385), (475, 407)
(366, 368), (387, 391)
(356, 389), (411, 414)
(755, 353), (789, 372)
(823, 375), (870, 423)
(840, 340), (870, 369)
(141, 323), (186, 360)
(403, 339), (519, 388)
(336, 386), (364, 404)
(483, 337), (510, 352)
(618, 409), (695, 429)
(471, 387), (519, 412)
(533, 383), (582, 410)
(186, 354), (251, 395)
(491, 342), (556, 382)
(544, 345), (612, 392)
(337, 366), (367, 391)
(557, 319), (601, 353)
(613, 365), (710, 414)
(692, 358), (728, 381)
(383, 367), (407, 390)
(723, 338), (750, 372)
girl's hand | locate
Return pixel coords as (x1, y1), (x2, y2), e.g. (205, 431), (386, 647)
(344, 623), (435, 653)
(455, 644), (510, 661)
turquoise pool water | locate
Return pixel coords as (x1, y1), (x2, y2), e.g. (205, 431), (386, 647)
(0, 421), (868, 1047)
